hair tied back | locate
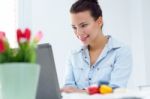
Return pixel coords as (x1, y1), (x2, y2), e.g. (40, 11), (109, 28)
(79, 0), (98, 4)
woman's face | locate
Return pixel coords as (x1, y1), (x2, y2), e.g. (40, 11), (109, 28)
(70, 10), (103, 45)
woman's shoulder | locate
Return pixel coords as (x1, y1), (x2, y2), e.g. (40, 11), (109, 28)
(69, 45), (86, 54)
(66, 45), (87, 61)
(109, 36), (132, 56)
(108, 35), (130, 48)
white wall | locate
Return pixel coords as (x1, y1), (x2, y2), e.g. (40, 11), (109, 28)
(19, 0), (150, 88)
(142, 0), (150, 84)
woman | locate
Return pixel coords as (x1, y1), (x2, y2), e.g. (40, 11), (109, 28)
(61, 0), (132, 93)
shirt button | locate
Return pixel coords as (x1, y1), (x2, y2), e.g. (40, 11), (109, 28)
(89, 78), (91, 80)
(97, 68), (99, 71)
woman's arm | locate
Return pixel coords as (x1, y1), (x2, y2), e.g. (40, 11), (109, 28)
(61, 52), (83, 93)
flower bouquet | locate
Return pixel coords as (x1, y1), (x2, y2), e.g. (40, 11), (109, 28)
(0, 28), (43, 99)
(0, 28), (42, 63)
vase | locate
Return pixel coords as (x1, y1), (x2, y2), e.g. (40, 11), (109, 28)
(0, 63), (40, 99)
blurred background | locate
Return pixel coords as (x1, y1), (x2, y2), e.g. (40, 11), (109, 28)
(0, 0), (150, 89)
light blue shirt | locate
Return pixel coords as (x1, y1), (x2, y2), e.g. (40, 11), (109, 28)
(64, 35), (132, 89)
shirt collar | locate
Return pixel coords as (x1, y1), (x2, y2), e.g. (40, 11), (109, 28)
(106, 35), (122, 51)
(74, 35), (122, 53)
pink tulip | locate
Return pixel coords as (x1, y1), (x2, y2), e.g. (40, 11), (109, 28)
(33, 31), (43, 43)
(0, 31), (5, 40)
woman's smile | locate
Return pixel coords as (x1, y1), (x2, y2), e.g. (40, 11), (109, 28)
(78, 34), (90, 42)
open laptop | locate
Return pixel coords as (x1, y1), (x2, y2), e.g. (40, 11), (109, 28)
(36, 43), (62, 99)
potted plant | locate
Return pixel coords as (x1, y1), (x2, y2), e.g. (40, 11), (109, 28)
(0, 28), (43, 99)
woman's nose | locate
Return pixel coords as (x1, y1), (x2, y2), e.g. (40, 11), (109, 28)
(76, 28), (84, 35)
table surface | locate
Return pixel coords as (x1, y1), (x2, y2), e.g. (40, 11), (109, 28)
(62, 90), (150, 99)
(1, 86), (150, 99)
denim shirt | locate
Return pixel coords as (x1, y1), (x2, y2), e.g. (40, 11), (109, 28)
(64, 36), (132, 89)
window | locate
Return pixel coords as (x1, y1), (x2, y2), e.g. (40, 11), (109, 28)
(0, 0), (18, 48)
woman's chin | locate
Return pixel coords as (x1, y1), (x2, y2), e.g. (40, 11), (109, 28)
(81, 41), (89, 46)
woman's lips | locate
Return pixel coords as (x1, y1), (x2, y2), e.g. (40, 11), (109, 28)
(79, 35), (89, 41)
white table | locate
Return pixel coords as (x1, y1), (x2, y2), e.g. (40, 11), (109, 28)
(62, 90), (150, 99)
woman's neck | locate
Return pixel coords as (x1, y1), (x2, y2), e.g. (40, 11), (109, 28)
(89, 33), (108, 51)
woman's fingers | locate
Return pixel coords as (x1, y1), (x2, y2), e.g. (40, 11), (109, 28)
(60, 86), (88, 93)
(60, 86), (77, 93)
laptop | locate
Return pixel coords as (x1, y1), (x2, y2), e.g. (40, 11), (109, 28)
(36, 43), (62, 99)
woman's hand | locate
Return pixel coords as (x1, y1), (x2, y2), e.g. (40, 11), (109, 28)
(60, 86), (87, 93)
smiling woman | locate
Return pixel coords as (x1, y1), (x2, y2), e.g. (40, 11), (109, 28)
(61, 0), (133, 94)
(0, 0), (18, 48)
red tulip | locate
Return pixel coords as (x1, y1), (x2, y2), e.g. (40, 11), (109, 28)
(17, 28), (31, 44)
(0, 39), (5, 53)
(0, 31), (6, 53)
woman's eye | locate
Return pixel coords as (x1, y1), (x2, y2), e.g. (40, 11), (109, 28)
(72, 27), (77, 30)
(81, 24), (87, 28)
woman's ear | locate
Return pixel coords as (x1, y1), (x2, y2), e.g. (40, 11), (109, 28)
(96, 17), (103, 26)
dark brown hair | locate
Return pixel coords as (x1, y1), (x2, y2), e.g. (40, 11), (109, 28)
(70, 0), (102, 21)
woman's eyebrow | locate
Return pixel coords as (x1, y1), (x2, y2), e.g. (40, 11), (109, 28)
(79, 22), (87, 26)
(71, 22), (87, 27)
(71, 24), (75, 27)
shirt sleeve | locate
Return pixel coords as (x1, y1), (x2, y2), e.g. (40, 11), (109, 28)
(63, 52), (77, 88)
(109, 46), (133, 88)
